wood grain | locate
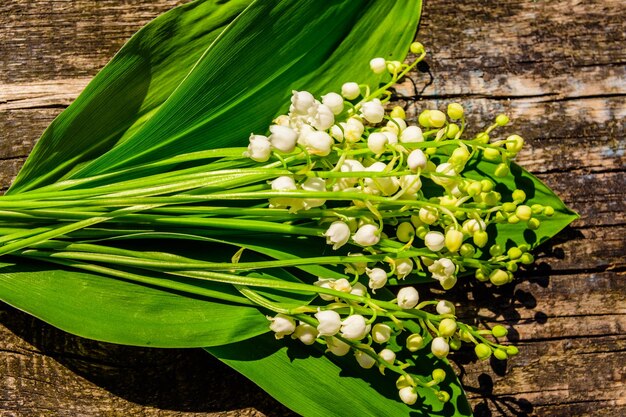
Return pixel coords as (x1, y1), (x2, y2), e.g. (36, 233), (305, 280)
(1, 0), (625, 416)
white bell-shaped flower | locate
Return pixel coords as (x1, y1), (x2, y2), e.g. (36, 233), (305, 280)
(397, 287), (419, 309)
(324, 221), (350, 250)
(290, 90), (316, 115)
(341, 82), (361, 100)
(332, 278), (352, 293)
(419, 207), (439, 225)
(350, 282), (368, 297)
(304, 131), (333, 156)
(385, 117), (407, 134)
(400, 125), (424, 143)
(360, 98), (385, 124)
(365, 162), (399, 196)
(369, 57), (387, 74)
(314, 278), (336, 301)
(244, 134), (271, 162)
(355, 349), (377, 369)
(371, 323), (392, 344)
(395, 258), (414, 279)
(432, 162), (458, 188)
(301, 177), (326, 209)
(269, 125), (297, 153)
(431, 336), (450, 358)
(436, 300), (456, 316)
(353, 224), (380, 246)
(322, 92), (344, 115)
(341, 314), (369, 340)
(407, 149), (427, 171)
(379, 348), (396, 364)
(382, 130), (398, 145)
(367, 132), (388, 154)
(366, 267), (388, 290)
(325, 336), (351, 356)
(462, 218), (486, 235)
(330, 124), (344, 142)
(424, 231), (445, 252)
(291, 323), (319, 345)
(309, 103), (335, 131)
(268, 313), (296, 339)
(399, 174), (422, 195)
(271, 176), (296, 191)
(399, 387), (418, 405)
(315, 309), (342, 336)
(428, 258), (456, 281)
(343, 117), (364, 142)
(273, 114), (290, 126)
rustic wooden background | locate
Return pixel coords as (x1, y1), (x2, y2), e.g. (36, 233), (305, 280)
(1, 0), (624, 416)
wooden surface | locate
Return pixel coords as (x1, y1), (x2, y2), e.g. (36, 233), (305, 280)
(1, 0), (625, 416)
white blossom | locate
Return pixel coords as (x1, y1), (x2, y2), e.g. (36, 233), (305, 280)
(291, 323), (319, 345)
(418, 206), (439, 225)
(322, 92), (344, 115)
(379, 348), (396, 364)
(431, 336), (450, 358)
(341, 82), (361, 100)
(268, 314), (296, 339)
(341, 314), (369, 340)
(301, 177), (326, 209)
(309, 103), (335, 131)
(398, 174), (422, 195)
(355, 349), (377, 369)
(350, 282), (368, 297)
(407, 149), (428, 171)
(314, 278), (336, 301)
(344, 252), (368, 275)
(399, 387), (418, 405)
(428, 258), (456, 281)
(325, 336), (351, 356)
(432, 162), (458, 188)
(436, 300), (456, 316)
(332, 278), (352, 293)
(343, 117), (364, 142)
(385, 117), (407, 134)
(367, 132), (388, 154)
(397, 287), (419, 309)
(360, 99), (385, 124)
(269, 125), (297, 153)
(315, 309), (342, 336)
(369, 57), (387, 74)
(244, 134), (271, 162)
(324, 221), (350, 250)
(424, 231), (445, 251)
(304, 130), (333, 156)
(366, 267), (388, 290)
(290, 90), (316, 115)
(395, 258), (414, 279)
(353, 224), (380, 246)
(400, 125), (423, 143)
(371, 323), (392, 344)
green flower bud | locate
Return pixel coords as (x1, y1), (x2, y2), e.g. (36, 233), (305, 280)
(518, 243), (530, 252)
(512, 189), (526, 203)
(473, 230), (489, 248)
(494, 211), (507, 223)
(527, 218), (541, 230)
(492, 325), (508, 338)
(425, 147), (437, 155)
(507, 214), (520, 224)
(445, 229), (464, 252)
(507, 247), (523, 260)
(459, 243), (476, 257)
(516, 205), (532, 221)
(482, 191), (501, 206)
(450, 147), (470, 165)
(415, 225), (429, 239)
(495, 114), (510, 126)
(506, 261), (518, 272)
(437, 391), (451, 403)
(459, 328), (474, 342)
(432, 368), (447, 383)
(467, 182), (482, 196)
(543, 206), (555, 216)
(489, 244), (504, 257)
(505, 134), (524, 153)
(428, 110), (447, 128)
(447, 103), (464, 120)
(396, 222), (415, 243)
(480, 179), (495, 192)
(474, 343), (492, 360)
(390, 106), (406, 120)
(476, 132), (490, 144)
(387, 60), (403, 74)
(475, 268), (489, 282)
(494, 163), (510, 177)
(489, 269), (509, 286)
(502, 202), (517, 212)
(406, 333), (425, 352)
(449, 336), (462, 350)
(454, 210), (467, 220)
(520, 252), (534, 265)
(410, 42), (425, 54)
(446, 123), (460, 139)
(418, 110), (431, 127)
(439, 318), (458, 338)
(531, 204), (544, 214)
(483, 147), (501, 161)
(506, 345), (519, 356)
(493, 348), (508, 361)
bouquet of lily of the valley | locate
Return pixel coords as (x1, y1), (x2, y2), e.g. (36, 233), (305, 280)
(0, 1), (577, 416)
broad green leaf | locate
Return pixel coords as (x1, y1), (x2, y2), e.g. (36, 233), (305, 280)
(0, 257), (269, 347)
(207, 332), (473, 417)
(8, 0), (253, 194)
(67, 0), (422, 180)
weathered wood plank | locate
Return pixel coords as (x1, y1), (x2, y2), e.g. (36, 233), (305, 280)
(0, 0), (625, 416)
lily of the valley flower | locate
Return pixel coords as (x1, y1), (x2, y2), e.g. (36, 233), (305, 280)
(360, 98), (385, 124)
(397, 286), (419, 309)
(369, 57), (387, 74)
(424, 231), (445, 252)
(290, 90), (316, 114)
(366, 267), (388, 290)
(341, 82), (361, 100)
(428, 258), (457, 290)
(292, 323), (319, 345)
(325, 336), (351, 356)
(324, 221), (350, 249)
(269, 125), (297, 153)
(321, 92), (344, 115)
(315, 309), (342, 336)
(353, 224), (381, 246)
(244, 134), (271, 162)
(371, 323), (392, 344)
(341, 314), (369, 340)
(400, 125), (423, 143)
(268, 313), (296, 339)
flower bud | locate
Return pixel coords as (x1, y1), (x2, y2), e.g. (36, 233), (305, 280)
(439, 275), (457, 290)
(372, 323), (392, 344)
(355, 348), (377, 369)
(447, 103), (464, 120)
(431, 337), (449, 358)
(492, 325), (508, 338)
(386, 60), (402, 74)
(437, 391), (451, 403)
(419, 206), (439, 224)
(367, 132), (388, 154)
(496, 114), (510, 126)
(544, 206), (555, 216)
(520, 252), (535, 265)
(399, 386), (418, 405)
(245, 134), (272, 162)
(507, 247), (523, 260)
(397, 287), (419, 309)
(516, 205), (532, 221)
(450, 147), (470, 166)
(410, 41), (425, 54)
(325, 336), (351, 356)
(512, 189), (526, 203)
(473, 230), (489, 248)
(292, 323), (319, 345)
(425, 231), (445, 251)
(366, 267), (388, 290)
(324, 221), (351, 250)
(321, 92), (344, 115)
(528, 218), (541, 230)
(418, 110), (431, 127)
(428, 110), (447, 128)
(315, 309), (342, 336)
(445, 229), (464, 252)
(438, 318), (457, 338)
(489, 269), (510, 286)
(341, 314), (369, 340)
(436, 300), (456, 316)
(341, 82), (361, 100)
(408, 149), (428, 171)
(268, 314), (296, 339)
(475, 343), (492, 360)
(459, 243), (475, 257)
(361, 99), (385, 124)
(385, 117), (407, 134)
(304, 131), (333, 156)
(290, 90), (316, 114)
(506, 345), (519, 356)
(310, 104), (335, 131)
(399, 174), (422, 195)
(493, 348), (508, 361)
(379, 348), (396, 364)
(494, 163), (510, 177)
(390, 105), (406, 119)
(269, 125), (298, 153)
(396, 222), (415, 243)
(406, 334), (424, 351)
(432, 368), (446, 383)
(449, 336), (462, 350)
(400, 125), (424, 143)
(506, 134), (524, 153)
(369, 57), (387, 74)
(395, 258), (414, 279)
(483, 147), (501, 161)
(353, 224), (380, 246)
(432, 163), (457, 188)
